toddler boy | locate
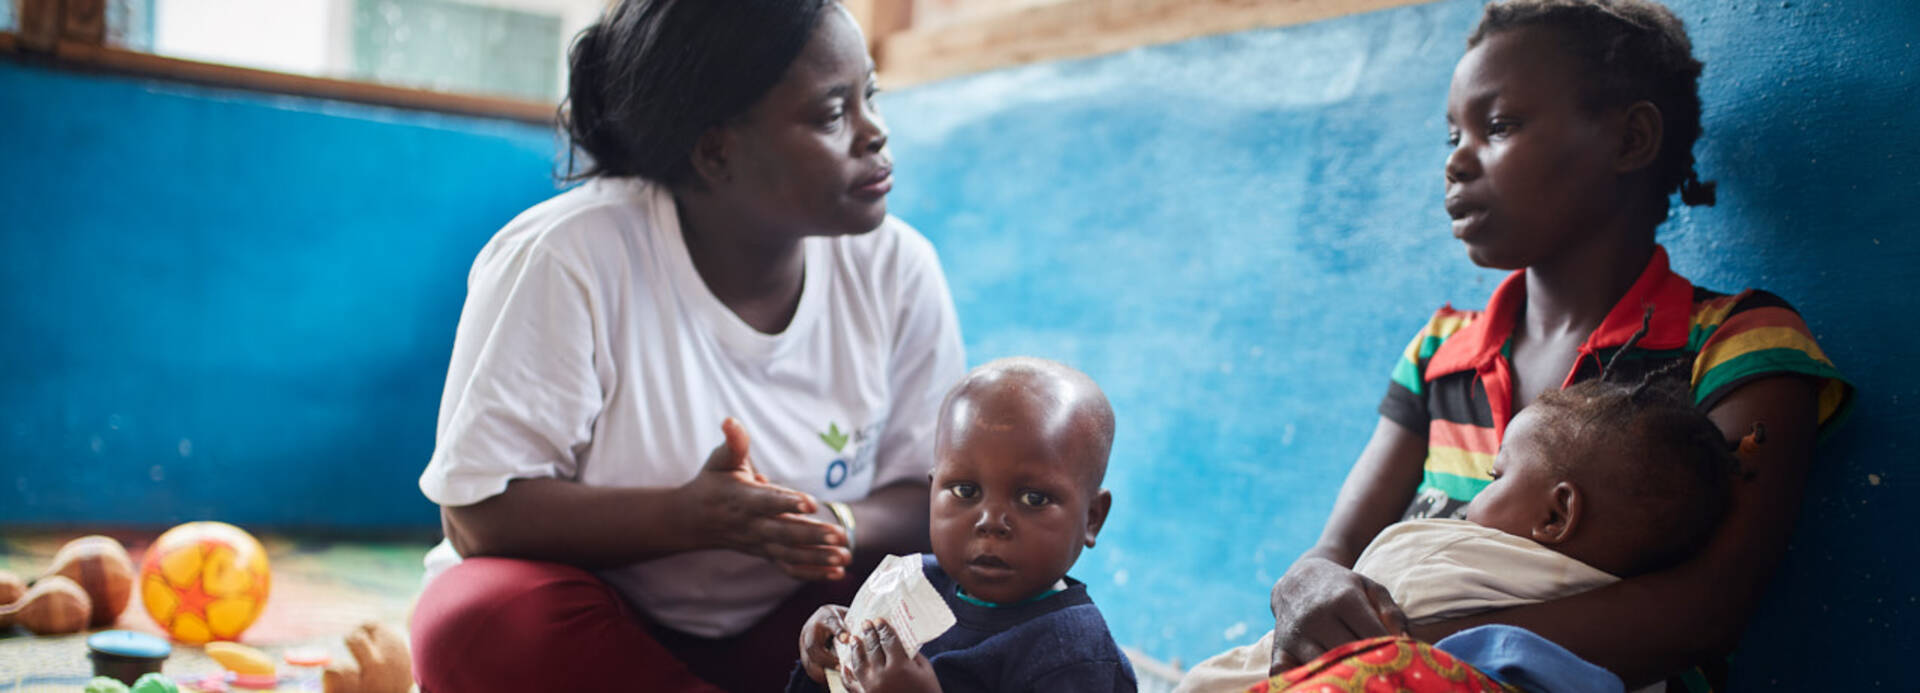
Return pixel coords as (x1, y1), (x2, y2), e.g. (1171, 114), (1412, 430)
(791, 357), (1137, 693)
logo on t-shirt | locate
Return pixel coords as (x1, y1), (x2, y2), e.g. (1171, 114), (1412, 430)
(820, 423), (851, 454)
(820, 421), (880, 489)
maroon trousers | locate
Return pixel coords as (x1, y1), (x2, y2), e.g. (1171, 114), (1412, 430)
(410, 557), (869, 692)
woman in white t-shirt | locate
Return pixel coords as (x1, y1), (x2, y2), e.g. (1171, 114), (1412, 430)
(408, 2), (965, 690)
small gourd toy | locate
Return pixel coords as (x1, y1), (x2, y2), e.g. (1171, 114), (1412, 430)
(0, 535), (139, 634)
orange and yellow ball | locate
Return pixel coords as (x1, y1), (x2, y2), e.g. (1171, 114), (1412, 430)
(139, 522), (271, 643)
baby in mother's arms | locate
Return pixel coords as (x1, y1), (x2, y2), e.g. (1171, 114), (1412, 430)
(1181, 352), (1753, 692)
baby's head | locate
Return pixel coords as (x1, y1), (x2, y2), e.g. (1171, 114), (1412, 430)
(1465, 374), (1737, 577)
(929, 357), (1114, 605)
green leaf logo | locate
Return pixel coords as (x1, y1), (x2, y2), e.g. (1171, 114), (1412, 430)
(819, 422), (849, 453)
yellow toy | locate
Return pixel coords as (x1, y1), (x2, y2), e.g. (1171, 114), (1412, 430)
(139, 522), (271, 644)
(205, 641), (277, 677)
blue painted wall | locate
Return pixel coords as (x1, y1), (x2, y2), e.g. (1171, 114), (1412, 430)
(2, 0), (1914, 686)
(881, 0), (1916, 687)
(0, 63), (558, 529)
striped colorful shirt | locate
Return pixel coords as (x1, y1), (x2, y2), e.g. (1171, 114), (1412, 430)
(1376, 246), (1852, 692)
(1379, 245), (1852, 522)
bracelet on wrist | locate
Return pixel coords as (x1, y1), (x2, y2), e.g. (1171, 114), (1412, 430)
(825, 500), (857, 554)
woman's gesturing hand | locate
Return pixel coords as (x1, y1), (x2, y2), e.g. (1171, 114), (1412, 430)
(684, 418), (853, 580)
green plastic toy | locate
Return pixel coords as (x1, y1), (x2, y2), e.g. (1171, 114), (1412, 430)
(83, 677), (129, 693)
(131, 672), (180, 693)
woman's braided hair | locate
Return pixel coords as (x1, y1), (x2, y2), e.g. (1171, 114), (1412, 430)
(1469, 0), (1717, 214)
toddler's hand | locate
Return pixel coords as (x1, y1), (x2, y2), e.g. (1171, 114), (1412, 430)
(842, 619), (940, 693)
(799, 605), (850, 684)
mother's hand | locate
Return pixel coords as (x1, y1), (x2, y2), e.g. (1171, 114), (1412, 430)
(683, 418), (852, 580)
(1268, 556), (1409, 674)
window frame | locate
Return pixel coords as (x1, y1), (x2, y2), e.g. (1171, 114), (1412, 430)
(867, 0), (1437, 87)
(2, 0), (558, 124)
(5, 0), (1431, 122)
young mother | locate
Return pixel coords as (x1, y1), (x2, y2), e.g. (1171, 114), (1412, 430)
(408, 2), (964, 691)
(1221, 1), (1850, 691)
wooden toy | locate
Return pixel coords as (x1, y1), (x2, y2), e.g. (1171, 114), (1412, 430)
(46, 535), (137, 627)
(322, 622), (412, 693)
(0, 574), (92, 634)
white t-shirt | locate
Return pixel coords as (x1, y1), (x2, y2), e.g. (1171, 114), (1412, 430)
(418, 178), (966, 637)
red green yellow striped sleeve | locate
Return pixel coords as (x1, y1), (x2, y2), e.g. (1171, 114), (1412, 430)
(1689, 290), (1852, 431)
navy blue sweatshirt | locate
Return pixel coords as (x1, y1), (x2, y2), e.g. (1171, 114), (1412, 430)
(788, 555), (1136, 693)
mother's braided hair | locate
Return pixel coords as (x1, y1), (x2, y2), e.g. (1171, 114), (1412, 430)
(1469, 0), (1717, 214)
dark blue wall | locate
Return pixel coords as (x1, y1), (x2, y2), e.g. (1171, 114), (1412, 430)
(881, 0), (1916, 687)
(0, 63), (558, 529)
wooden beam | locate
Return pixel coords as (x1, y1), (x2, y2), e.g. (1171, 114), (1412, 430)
(62, 0), (106, 46)
(0, 32), (555, 125)
(866, 0), (914, 63)
(844, 0), (914, 63)
(845, 0), (878, 39)
(16, 0), (62, 52)
(879, 0), (1436, 86)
